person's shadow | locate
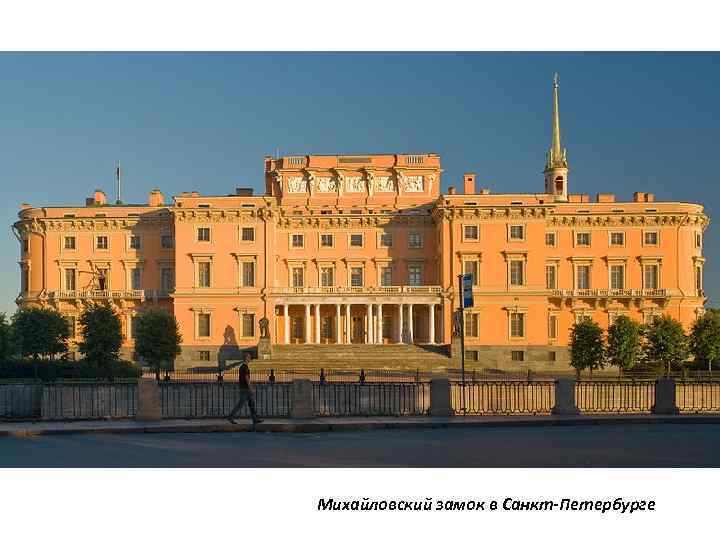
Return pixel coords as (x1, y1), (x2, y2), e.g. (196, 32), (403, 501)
(218, 325), (241, 371)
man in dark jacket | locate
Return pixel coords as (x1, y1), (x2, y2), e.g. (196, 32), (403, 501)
(227, 352), (263, 430)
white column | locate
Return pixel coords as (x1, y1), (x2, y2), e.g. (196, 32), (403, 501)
(315, 304), (321, 344)
(376, 303), (383, 344)
(428, 304), (435, 345)
(366, 304), (372, 344)
(398, 304), (404, 343)
(408, 303), (414, 344)
(304, 304), (311, 344)
(336, 304), (342, 344)
(345, 304), (351, 344)
(283, 304), (290, 344)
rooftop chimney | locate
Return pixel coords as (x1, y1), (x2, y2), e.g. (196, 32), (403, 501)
(447, 186), (456, 195)
(190, 191), (200, 198)
(235, 187), (254, 197)
(633, 192), (645, 202)
(463, 173), (476, 195)
(93, 189), (107, 205)
(148, 189), (165, 207)
(596, 193), (616, 203)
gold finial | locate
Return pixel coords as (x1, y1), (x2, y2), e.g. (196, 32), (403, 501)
(553, 72), (559, 88)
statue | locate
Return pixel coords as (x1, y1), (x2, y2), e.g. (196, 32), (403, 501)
(366, 171), (375, 197)
(258, 316), (270, 339)
(395, 172), (404, 195)
(336, 172), (344, 196)
(307, 172), (316, 196)
(274, 172), (283, 195)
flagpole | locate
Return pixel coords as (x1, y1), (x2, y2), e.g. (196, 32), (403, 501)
(116, 161), (121, 204)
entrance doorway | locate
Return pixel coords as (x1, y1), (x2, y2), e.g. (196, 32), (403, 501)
(291, 317), (304, 343)
(351, 317), (364, 343)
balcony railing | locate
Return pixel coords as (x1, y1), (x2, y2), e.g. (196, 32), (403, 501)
(47, 290), (172, 301)
(549, 288), (668, 299)
(270, 285), (443, 296)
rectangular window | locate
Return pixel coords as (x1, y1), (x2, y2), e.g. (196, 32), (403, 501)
(465, 313), (479, 338)
(320, 234), (334, 247)
(198, 313), (211, 338)
(408, 265), (423, 286)
(610, 265), (625, 289)
(292, 267), (305, 288)
(696, 233), (702, 248)
(511, 350), (525, 362)
(22, 238), (28, 253)
(510, 313), (525, 338)
(160, 267), (174, 292)
(242, 314), (255, 338)
(545, 265), (557, 289)
(241, 227), (255, 242)
(463, 225), (479, 241)
(197, 228), (211, 242)
(161, 235), (174, 249)
(21, 267), (28, 292)
(65, 316), (76, 339)
(64, 268), (76, 291)
(464, 260), (479, 286)
(380, 266), (393, 287)
(547, 351), (557, 362)
(644, 264), (659, 289)
(576, 265), (591, 290)
(644, 231), (659, 245)
(545, 232), (556, 246)
(291, 233), (304, 248)
(96, 236), (108, 250)
(408, 232), (423, 248)
(576, 232), (591, 246)
(350, 267), (364, 287)
(380, 233), (393, 247)
(198, 262), (211, 288)
(696, 266), (703, 291)
(610, 232), (625, 246)
(321, 267), (334, 287)
(509, 225), (525, 240)
(321, 317), (333, 340)
(350, 233), (363, 247)
(198, 350), (211, 362)
(548, 314), (557, 340)
(131, 268), (142, 290)
(129, 235), (141, 250)
(64, 236), (76, 250)
(510, 260), (524, 286)
(130, 316), (140, 339)
(242, 261), (255, 287)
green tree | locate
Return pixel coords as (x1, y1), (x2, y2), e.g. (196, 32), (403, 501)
(133, 308), (182, 375)
(12, 307), (69, 361)
(606, 315), (642, 370)
(78, 303), (123, 366)
(689, 309), (720, 371)
(644, 315), (688, 376)
(0, 312), (17, 361)
(569, 319), (606, 375)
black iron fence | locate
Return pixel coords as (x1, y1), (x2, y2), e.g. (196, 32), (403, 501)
(575, 380), (655, 413)
(0, 383), (43, 419)
(450, 381), (555, 415)
(313, 382), (430, 416)
(42, 382), (138, 420)
(676, 381), (720, 413)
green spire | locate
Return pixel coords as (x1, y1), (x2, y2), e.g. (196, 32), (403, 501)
(545, 73), (568, 171)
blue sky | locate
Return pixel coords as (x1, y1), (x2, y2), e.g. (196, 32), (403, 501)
(0, 52), (717, 314)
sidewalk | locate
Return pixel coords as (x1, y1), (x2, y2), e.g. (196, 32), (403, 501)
(2, 413), (720, 437)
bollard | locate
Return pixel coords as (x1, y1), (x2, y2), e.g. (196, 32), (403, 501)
(290, 379), (315, 419)
(652, 377), (678, 415)
(136, 379), (162, 421)
(551, 378), (579, 415)
(430, 378), (452, 416)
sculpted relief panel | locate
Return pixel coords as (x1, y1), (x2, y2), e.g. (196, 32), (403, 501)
(287, 176), (307, 193)
(346, 176), (365, 193)
(376, 176), (394, 192)
(317, 177), (336, 193)
(404, 175), (424, 192)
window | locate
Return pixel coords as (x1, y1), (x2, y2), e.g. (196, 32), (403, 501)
(350, 233), (363, 247)
(198, 350), (211, 362)
(408, 232), (423, 248)
(242, 261), (255, 287)
(610, 265), (625, 289)
(21, 267), (28, 293)
(576, 313), (593, 324)
(408, 264), (423, 286)
(610, 232), (625, 246)
(64, 236), (76, 250)
(465, 313), (479, 338)
(161, 235), (174, 249)
(350, 209), (362, 215)
(64, 268), (76, 291)
(464, 225), (479, 241)
(350, 267), (364, 287)
(65, 316), (76, 339)
(241, 227), (255, 242)
(511, 350), (525, 362)
(545, 232), (556, 246)
(510, 260), (524, 286)
(160, 267), (174, 292)
(548, 314), (557, 340)
(291, 234), (304, 248)
(644, 264), (659, 289)
(197, 227), (211, 242)
(545, 265), (557, 289)
(695, 266), (703, 291)
(464, 260), (479, 286)
(22, 238), (28, 253)
(129, 236), (141, 250)
(576, 232), (591, 246)
(510, 313), (525, 338)
(198, 313), (211, 338)
(242, 314), (255, 338)
(509, 225), (525, 240)
(320, 234), (334, 248)
(96, 236), (108, 250)
(292, 267), (305, 288)
(198, 262), (211, 288)
(547, 351), (557, 362)
(380, 266), (393, 286)
(576, 265), (591, 290)
(321, 267), (334, 287)
(696, 233), (702, 248)
(130, 316), (140, 339)
(644, 231), (659, 246)
(131, 268), (142, 290)
(321, 317), (333, 340)
(380, 233), (393, 247)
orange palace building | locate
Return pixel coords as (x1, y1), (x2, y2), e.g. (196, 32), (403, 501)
(14, 79), (709, 371)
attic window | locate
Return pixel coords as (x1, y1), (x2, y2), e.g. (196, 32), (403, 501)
(63, 214), (76, 218)
(241, 204), (255, 208)
(199, 204), (210, 208)
(511, 201), (523, 205)
(465, 202), (477, 206)
(577, 209), (590, 214)
(95, 213), (106, 217)
(645, 208), (658, 213)
(612, 209), (625, 213)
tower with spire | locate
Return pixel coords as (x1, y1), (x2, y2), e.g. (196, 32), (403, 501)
(544, 73), (568, 202)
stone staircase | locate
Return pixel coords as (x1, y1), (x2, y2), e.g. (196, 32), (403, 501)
(256, 344), (454, 371)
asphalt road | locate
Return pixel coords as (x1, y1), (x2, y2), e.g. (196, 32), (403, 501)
(2, 424), (720, 467)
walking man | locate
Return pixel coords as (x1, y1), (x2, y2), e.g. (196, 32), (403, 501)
(228, 352), (264, 430)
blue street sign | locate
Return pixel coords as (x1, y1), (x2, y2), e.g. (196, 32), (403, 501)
(461, 273), (474, 308)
